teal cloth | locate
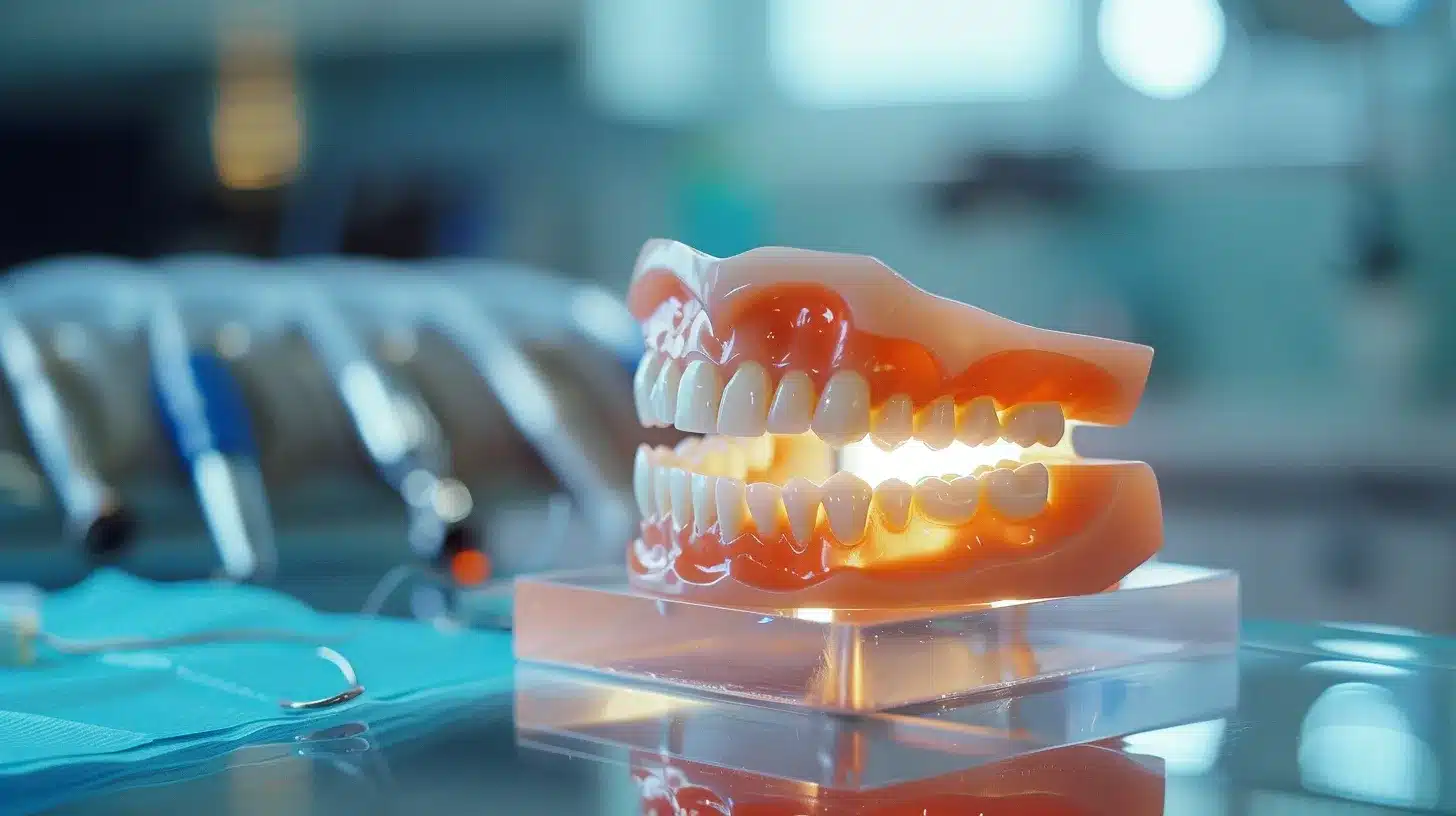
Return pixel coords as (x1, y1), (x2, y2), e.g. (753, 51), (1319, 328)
(0, 570), (514, 778)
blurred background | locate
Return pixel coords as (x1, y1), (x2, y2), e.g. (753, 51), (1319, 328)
(0, 0), (1453, 630)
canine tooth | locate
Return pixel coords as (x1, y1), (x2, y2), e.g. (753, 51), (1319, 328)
(674, 360), (722, 433)
(691, 473), (718, 535)
(781, 477), (824, 544)
(957, 397), (1000, 446)
(766, 371), (815, 434)
(871, 394), (914, 449)
(633, 353), (665, 426)
(743, 434), (775, 472)
(822, 472), (872, 545)
(649, 359), (683, 427)
(914, 476), (980, 525)
(715, 478), (748, 541)
(746, 482), (785, 535)
(874, 478), (914, 532)
(987, 463), (1050, 519)
(669, 468), (693, 529)
(812, 370), (870, 446)
(633, 445), (653, 517)
(717, 362), (770, 437)
(915, 396), (957, 450)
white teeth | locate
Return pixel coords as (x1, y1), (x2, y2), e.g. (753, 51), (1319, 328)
(812, 370), (870, 446)
(1001, 403), (1064, 448)
(957, 397), (1000, 446)
(633, 353), (665, 426)
(822, 471), (872, 545)
(746, 482), (785, 536)
(674, 436), (701, 460)
(691, 473), (718, 535)
(781, 477), (824, 544)
(717, 362), (770, 437)
(674, 360), (723, 433)
(715, 478), (748, 541)
(873, 478), (914, 532)
(668, 468), (693, 529)
(986, 463), (1049, 519)
(915, 396), (957, 451)
(914, 475), (981, 525)
(871, 394), (914, 450)
(744, 434), (775, 472)
(653, 458), (673, 518)
(649, 359), (683, 427)
(766, 371), (815, 434)
(633, 445), (653, 518)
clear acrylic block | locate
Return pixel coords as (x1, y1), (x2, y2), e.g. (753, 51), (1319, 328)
(514, 561), (1239, 713)
(515, 652), (1237, 790)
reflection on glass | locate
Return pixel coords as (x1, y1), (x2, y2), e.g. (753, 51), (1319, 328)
(1122, 718), (1226, 776)
(1297, 682), (1438, 810)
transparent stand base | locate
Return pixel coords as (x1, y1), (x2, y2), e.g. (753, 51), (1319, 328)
(515, 653), (1237, 790)
(514, 562), (1239, 713)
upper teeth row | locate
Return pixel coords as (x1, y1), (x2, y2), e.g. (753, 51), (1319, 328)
(633, 445), (1050, 545)
(633, 354), (1065, 448)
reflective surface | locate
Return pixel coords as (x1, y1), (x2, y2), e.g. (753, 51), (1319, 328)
(24, 619), (1456, 815)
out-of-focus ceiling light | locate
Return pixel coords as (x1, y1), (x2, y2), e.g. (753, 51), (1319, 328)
(770, 0), (1081, 107)
(1346, 0), (1420, 27)
(1099, 0), (1226, 99)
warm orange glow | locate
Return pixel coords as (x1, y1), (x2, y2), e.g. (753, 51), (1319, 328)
(212, 27), (303, 191)
(450, 550), (491, 586)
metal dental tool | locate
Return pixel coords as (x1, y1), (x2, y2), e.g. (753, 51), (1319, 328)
(147, 291), (277, 583)
(290, 282), (475, 565)
(0, 300), (136, 559)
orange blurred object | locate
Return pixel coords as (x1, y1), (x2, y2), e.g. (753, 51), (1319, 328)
(450, 550), (491, 586)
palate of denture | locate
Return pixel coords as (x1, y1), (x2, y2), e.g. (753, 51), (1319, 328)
(624, 239), (1162, 608)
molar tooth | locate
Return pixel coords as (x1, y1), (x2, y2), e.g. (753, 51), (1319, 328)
(1001, 403), (1061, 448)
(717, 362), (770, 437)
(1038, 405), (1067, 447)
(781, 477), (824, 544)
(822, 471), (872, 545)
(715, 478), (748, 541)
(766, 371), (815, 434)
(871, 394), (914, 450)
(873, 478), (914, 533)
(914, 476), (980, 525)
(746, 482), (785, 536)
(915, 396), (957, 450)
(691, 473), (718, 535)
(987, 463), (1050, 519)
(649, 358), (683, 427)
(811, 370), (870, 446)
(633, 445), (653, 518)
(674, 360), (722, 433)
(668, 468), (693, 529)
(633, 353), (665, 426)
(957, 397), (1000, 446)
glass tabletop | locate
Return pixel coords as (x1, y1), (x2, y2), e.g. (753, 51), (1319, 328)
(19, 618), (1452, 816)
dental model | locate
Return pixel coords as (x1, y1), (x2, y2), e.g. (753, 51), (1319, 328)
(627, 239), (1162, 608)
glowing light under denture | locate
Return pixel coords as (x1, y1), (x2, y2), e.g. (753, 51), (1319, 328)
(838, 439), (1044, 488)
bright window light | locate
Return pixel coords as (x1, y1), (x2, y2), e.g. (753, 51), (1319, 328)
(1347, 0), (1420, 27)
(770, 0), (1081, 107)
(1098, 0), (1226, 99)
